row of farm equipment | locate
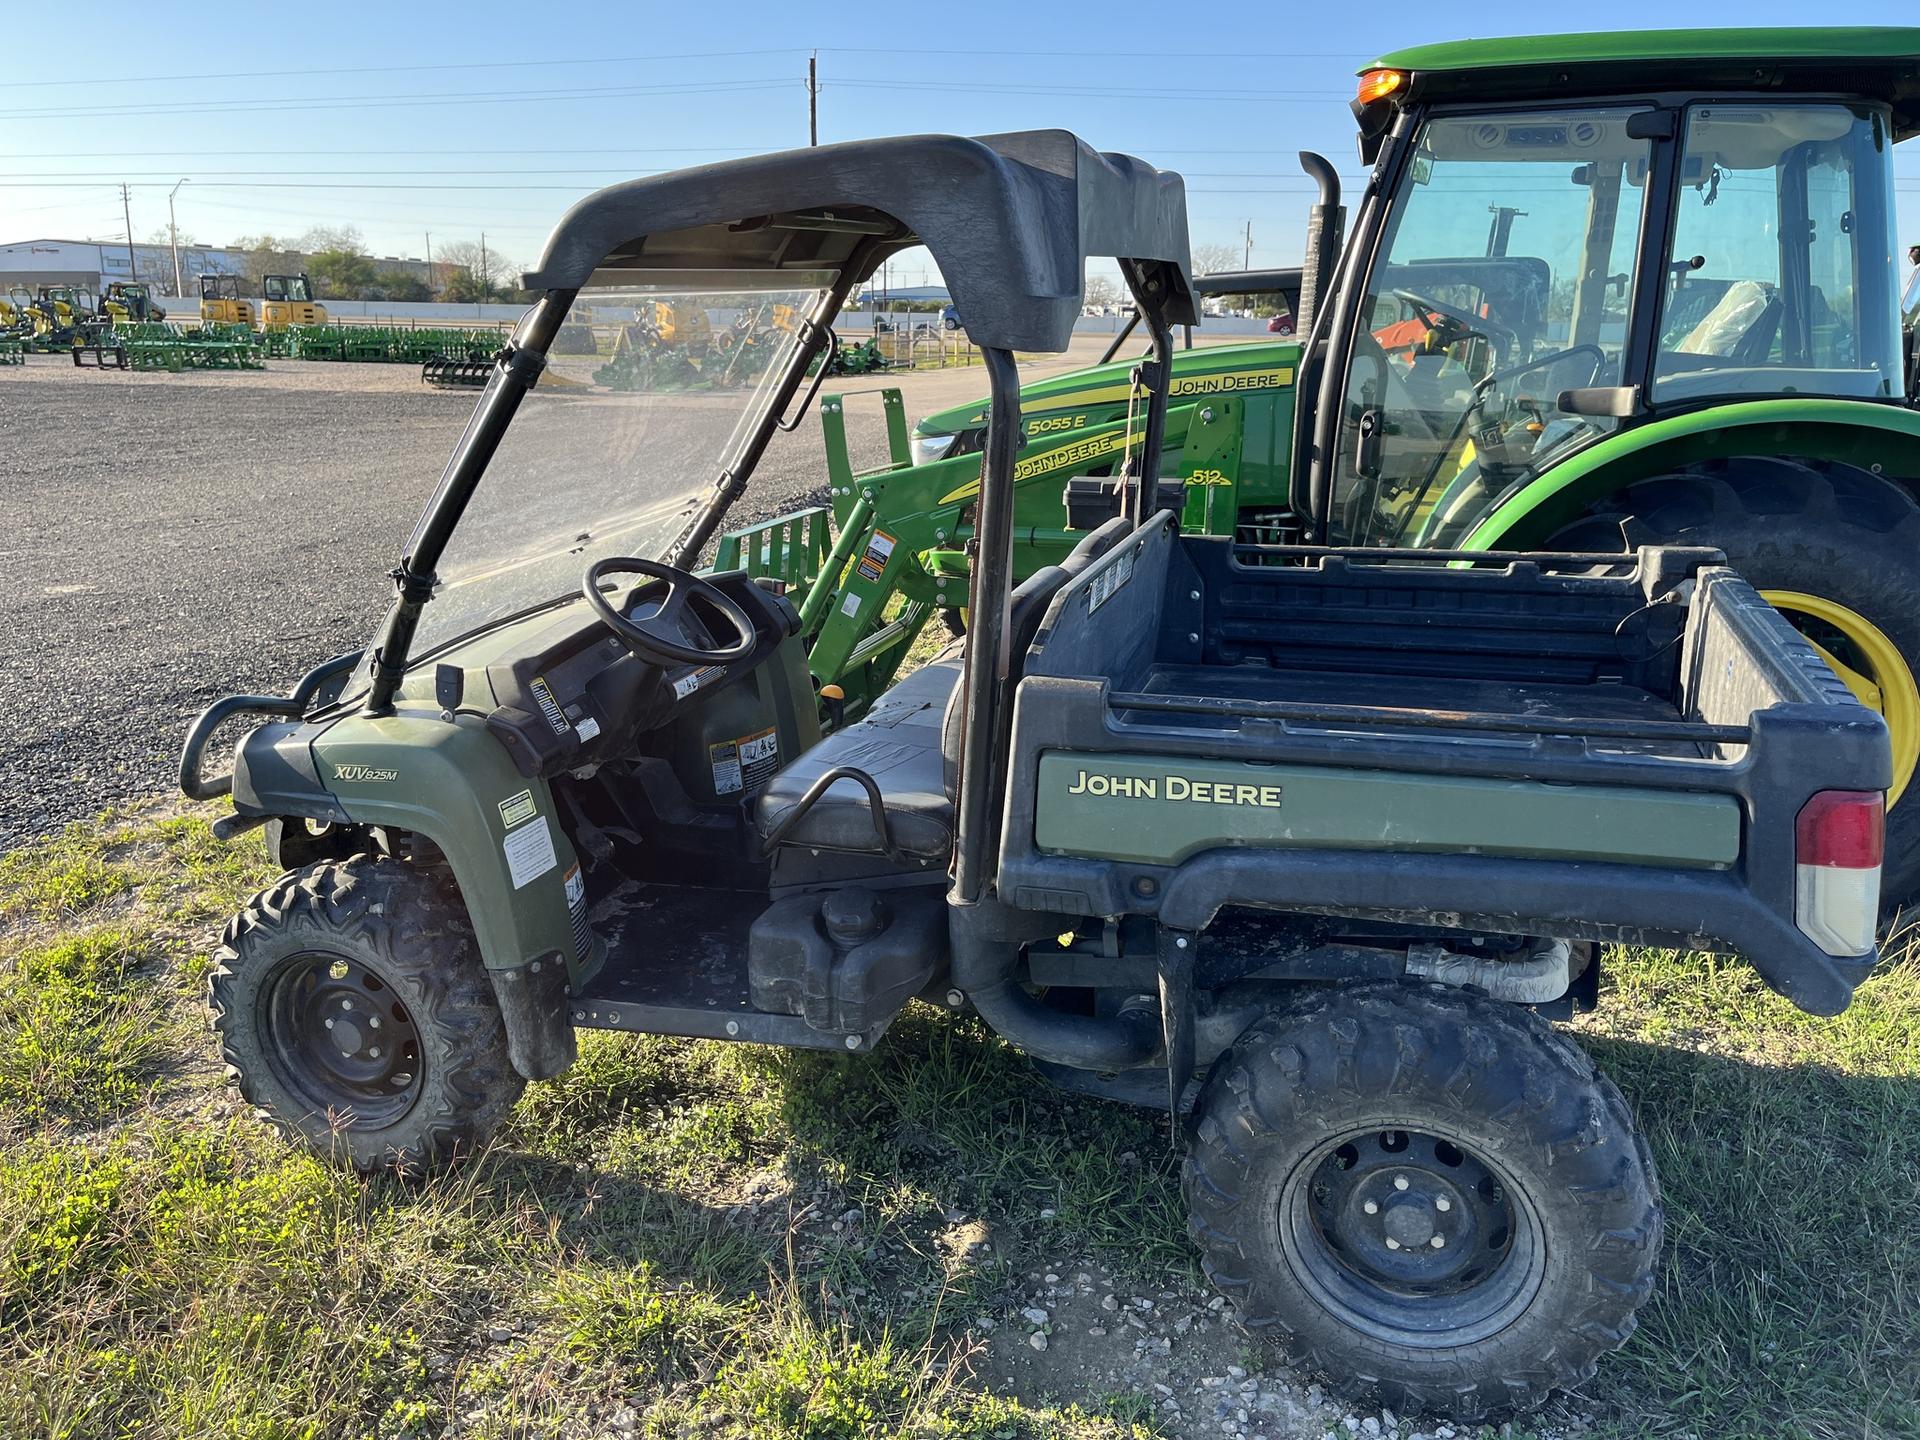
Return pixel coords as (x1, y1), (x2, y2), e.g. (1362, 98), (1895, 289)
(1, 275), (506, 378)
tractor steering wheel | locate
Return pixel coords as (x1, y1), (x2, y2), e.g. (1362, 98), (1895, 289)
(582, 557), (757, 668)
(1391, 288), (1520, 356)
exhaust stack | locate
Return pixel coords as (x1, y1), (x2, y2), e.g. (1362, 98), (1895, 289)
(1295, 152), (1345, 335)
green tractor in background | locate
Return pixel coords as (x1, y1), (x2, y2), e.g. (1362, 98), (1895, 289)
(876, 27), (1920, 903)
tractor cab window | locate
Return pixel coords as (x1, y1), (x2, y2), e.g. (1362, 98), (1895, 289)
(264, 276), (289, 301)
(1655, 104), (1902, 403)
(1330, 108), (1653, 548)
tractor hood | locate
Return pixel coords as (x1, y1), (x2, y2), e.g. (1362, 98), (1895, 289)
(912, 337), (1301, 444)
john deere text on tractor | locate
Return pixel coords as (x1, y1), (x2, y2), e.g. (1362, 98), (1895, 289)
(185, 132), (1888, 1421)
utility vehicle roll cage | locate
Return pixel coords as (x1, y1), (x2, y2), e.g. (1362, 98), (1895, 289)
(360, 130), (1196, 901)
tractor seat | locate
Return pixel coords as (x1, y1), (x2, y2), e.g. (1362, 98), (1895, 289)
(754, 516), (1136, 864)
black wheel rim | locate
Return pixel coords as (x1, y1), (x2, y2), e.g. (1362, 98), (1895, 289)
(1278, 1125), (1545, 1347)
(259, 950), (424, 1126)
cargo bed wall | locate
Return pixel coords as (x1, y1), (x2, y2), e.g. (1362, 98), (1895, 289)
(995, 518), (1891, 1013)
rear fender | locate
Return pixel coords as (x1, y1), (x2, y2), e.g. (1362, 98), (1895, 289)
(1464, 400), (1920, 549)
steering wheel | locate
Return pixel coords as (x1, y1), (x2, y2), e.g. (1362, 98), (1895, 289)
(581, 556), (756, 667)
(1391, 288), (1520, 356)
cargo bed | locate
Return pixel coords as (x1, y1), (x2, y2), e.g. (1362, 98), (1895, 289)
(996, 515), (1891, 1013)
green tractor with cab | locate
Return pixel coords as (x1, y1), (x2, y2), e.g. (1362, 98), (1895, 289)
(879, 28), (1920, 903)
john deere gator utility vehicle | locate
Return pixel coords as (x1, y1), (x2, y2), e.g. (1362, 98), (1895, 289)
(101, 281), (165, 324)
(893, 28), (1920, 903)
(185, 132), (1889, 1421)
(261, 271), (326, 328)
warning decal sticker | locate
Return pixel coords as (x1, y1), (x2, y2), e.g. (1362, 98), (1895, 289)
(855, 529), (897, 583)
(529, 677), (570, 735)
(1087, 545), (1136, 613)
(708, 726), (780, 796)
(503, 816), (558, 889)
(498, 789), (538, 830)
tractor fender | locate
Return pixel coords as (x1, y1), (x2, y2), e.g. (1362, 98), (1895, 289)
(1464, 399), (1920, 550)
(293, 710), (583, 1078)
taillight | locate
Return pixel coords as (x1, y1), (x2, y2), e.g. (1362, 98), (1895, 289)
(1794, 790), (1884, 957)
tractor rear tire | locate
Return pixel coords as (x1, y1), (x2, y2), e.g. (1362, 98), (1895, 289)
(1546, 456), (1920, 909)
(1184, 980), (1660, 1423)
(209, 854), (524, 1174)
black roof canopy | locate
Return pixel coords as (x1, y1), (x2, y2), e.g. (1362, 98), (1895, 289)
(521, 130), (1196, 352)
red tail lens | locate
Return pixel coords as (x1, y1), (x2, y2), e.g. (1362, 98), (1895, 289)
(1795, 790), (1885, 870)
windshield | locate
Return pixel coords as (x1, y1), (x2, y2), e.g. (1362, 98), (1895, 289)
(407, 271), (830, 654)
(1328, 107), (1654, 548)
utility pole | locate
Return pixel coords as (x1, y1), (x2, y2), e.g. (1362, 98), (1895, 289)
(1242, 220), (1253, 270)
(120, 183), (137, 289)
(168, 178), (188, 298)
(807, 51), (819, 145)
(479, 233), (488, 301)
(424, 232), (434, 297)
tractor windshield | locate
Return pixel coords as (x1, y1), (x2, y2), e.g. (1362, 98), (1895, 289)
(407, 271), (830, 655)
(1329, 107), (1655, 548)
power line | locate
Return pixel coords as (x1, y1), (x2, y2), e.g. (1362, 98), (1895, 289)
(0, 78), (794, 122)
(4, 44), (1363, 93)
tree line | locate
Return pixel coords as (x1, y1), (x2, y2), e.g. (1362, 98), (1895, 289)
(159, 225), (524, 303)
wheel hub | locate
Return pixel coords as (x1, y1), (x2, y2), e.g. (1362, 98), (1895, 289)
(262, 951), (424, 1124)
(1285, 1125), (1540, 1347)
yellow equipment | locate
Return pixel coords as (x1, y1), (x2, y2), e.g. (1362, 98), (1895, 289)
(200, 274), (255, 327)
(25, 286), (93, 345)
(261, 273), (326, 328)
(101, 281), (166, 324)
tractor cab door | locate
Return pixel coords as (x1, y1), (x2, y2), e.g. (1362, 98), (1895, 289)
(1651, 104), (1904, 407)
(1318, 106), (1658, 548)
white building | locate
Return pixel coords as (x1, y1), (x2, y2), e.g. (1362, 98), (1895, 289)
(0, 238), (438, 295)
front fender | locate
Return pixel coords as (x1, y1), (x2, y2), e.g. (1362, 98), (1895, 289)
(292, 710), (584, 984)
(1464, 399), (1920, 550)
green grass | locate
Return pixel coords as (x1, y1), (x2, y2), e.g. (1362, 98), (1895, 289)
(0, 800), (1914, 1437)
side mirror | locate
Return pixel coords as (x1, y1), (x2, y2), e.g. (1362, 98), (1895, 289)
(1558, 385), (1643, 419)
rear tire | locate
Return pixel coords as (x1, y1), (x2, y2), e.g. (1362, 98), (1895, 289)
(209, 855), (524, 1174)
(1184, 981), (1660, 1422)
(1547, 456), (1920, 907)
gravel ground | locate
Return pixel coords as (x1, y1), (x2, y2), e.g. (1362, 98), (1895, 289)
(0, 356), (920, 848)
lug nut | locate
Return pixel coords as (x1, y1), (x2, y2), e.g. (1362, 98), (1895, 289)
(324, 1018), (335, 1030)
(341, 999), (352, 1011)
(1362, 1200), (1379, 1215)
(1430, 1235), (1445, 1249)
(1393, 1175), (1410, 1192)
(369, 1047), (380, 1058)
(1385, 1237), (1401, 1250)
(1435, 1196), (1451, 1213)
(369, 1017), (381, 1030)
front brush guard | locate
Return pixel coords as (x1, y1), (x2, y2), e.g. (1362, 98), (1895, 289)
(180, 651), (362, 801)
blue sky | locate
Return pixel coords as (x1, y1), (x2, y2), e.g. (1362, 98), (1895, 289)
(5, 0), (1917, 284)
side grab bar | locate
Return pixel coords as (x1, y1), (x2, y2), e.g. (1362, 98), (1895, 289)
(758, 764), (907, 865)
(179, 651), (362, 801)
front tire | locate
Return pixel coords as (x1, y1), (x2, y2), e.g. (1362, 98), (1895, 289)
(1185, 981), (1660, 1422)
(1547, 457), (1920, 906)
(209, 855), (524, 1174)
